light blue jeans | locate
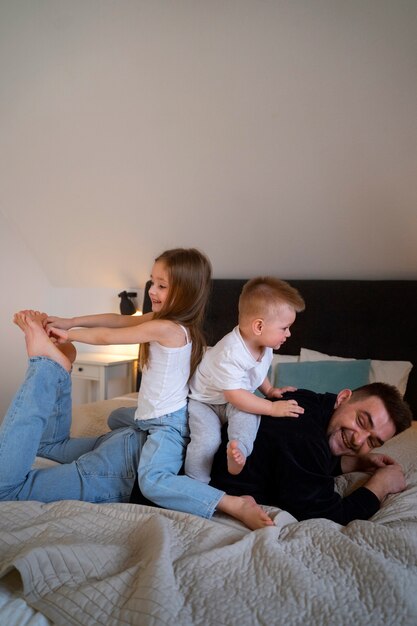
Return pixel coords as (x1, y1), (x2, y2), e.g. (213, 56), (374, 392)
(0, 357), (142, 503)
(134, 407), (224, 518)
(0, 357), (225, 518)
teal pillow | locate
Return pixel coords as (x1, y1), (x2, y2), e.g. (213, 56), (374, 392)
(274, 359), (371, 394)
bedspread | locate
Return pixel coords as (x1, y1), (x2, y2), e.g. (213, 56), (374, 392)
(0, 499), (416, 626)
(0, 426), (416, 626)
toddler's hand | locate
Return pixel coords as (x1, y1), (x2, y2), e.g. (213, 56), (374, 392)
(267, 386), (297, 399)
(270, 400), (304, 418)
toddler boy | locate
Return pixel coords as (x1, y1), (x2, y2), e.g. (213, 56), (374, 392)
(185, 277), (305, 483)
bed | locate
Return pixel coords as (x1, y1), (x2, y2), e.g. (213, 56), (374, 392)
(0, 279), (416, 626)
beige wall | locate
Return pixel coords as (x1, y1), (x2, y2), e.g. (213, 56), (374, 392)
(0, 212), (50, 416)
(1, 0), (416, 414)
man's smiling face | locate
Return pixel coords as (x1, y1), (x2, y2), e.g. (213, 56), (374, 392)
(327, 389), (396, 457)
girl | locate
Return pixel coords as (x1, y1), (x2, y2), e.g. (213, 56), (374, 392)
(47, 247), (273, 530)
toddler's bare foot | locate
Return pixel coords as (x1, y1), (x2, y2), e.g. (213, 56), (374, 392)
(14, 313), (72, 372)
(217, 494), (274, 530)
(227, 440), (246, 475)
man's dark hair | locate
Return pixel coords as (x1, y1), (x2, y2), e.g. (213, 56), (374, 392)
(352, 382), (412, 434)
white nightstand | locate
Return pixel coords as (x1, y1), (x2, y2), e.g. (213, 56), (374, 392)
(72, 353), (138, 402)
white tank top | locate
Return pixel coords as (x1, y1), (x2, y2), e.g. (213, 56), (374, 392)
(135, 324), (191, 421)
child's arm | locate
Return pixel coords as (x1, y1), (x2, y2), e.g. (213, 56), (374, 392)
(49, 318), (175, 348)
(45, 312), (153, 331)
(223, 388), (304, 419)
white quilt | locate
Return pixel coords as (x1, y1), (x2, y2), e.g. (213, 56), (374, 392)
(0, 412), (416, 626)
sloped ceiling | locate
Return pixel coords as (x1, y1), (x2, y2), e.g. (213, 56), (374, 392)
(1, 1), (416, 288)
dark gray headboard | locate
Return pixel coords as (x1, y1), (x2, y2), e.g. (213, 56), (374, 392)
(143, 279), (417, 417)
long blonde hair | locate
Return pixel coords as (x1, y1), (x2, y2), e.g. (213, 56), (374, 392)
(139, 248), (212, 377)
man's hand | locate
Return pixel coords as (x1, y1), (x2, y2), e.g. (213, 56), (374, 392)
(350, 452), (397, 472)
(363, 462), (406, 501)
(341, 451), (398, 474)
(362, 453), (398, 470)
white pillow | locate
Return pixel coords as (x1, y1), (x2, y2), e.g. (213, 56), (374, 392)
(269, 354), (299, 388)
(271, 353), (300, 367)
(300, 348), (413, 397)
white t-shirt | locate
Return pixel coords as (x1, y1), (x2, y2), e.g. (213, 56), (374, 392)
(135, 331), (191, 421)
(189, 326), (273, 405)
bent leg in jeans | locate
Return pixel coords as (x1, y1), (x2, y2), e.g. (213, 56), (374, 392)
(137, 406), (225, 519)
(0, 357), (143, 503)
(107, 405), (137, 430)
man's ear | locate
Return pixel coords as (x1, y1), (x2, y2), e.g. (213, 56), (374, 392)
(334, 388), (352, 408)
(252, 318), (264, 336)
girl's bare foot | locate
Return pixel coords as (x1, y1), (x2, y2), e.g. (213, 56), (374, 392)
(217, 494), (274, 530)
(14, 313), (72, 372)
(227, 440), (247, 475)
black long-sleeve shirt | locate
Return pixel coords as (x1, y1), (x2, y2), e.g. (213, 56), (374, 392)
(210, 389), (380, 525)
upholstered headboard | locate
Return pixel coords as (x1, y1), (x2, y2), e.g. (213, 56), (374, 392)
(143, 279), (417, 417)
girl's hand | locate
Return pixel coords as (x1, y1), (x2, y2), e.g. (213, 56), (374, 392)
(48, 326), (69, 344)
(270, 400), (304, 418)
(267, 386), (297, 399)
(44, 316), (74, 331)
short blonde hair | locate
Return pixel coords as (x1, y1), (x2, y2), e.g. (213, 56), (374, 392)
(238, 277), (305, 321)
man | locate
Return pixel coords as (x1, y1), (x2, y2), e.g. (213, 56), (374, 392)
(209, 385), (412, 524)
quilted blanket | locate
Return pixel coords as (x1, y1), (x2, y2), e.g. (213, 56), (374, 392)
(0, 425), (416, 626)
